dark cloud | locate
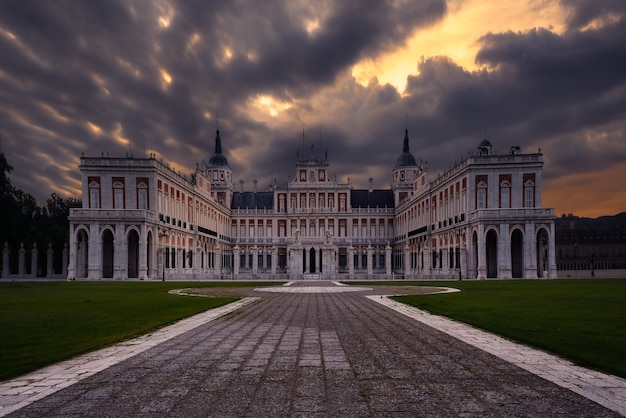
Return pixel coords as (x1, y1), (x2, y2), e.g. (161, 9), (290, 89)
(560, 0), (626, 30)
(0, 0), (625, 218)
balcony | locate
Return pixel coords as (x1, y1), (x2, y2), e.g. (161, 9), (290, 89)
(469, 208), (554, 222)
(69, 209), (158, 223)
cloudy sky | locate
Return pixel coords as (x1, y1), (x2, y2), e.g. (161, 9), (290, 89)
(1, 0), (625, 218)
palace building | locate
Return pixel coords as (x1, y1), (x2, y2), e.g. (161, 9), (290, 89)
(67, 129), (557, 280)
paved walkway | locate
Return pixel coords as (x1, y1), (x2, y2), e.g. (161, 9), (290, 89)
(1, 282), (625, 417)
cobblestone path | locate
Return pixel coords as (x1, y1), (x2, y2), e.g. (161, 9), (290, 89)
(8, 282), (619, 417)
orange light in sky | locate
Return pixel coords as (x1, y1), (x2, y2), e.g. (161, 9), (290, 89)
(352, 0), (567, 91)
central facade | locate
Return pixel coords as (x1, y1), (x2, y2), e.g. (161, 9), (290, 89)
(68, 129), (557, 280)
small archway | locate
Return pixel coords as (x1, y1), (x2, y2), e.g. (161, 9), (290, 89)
(511, 229), (524, 278)
(102, 229), (114, 278)
(537, 228), (549, 277)
(486, 229), (498, 278)
(309, 248), (316, 273)
(76, 228), (89, 279)
(128, 229), (139, 278)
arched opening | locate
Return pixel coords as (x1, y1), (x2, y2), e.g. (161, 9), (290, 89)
(128, 229), (139, 278)
(146, 231), (153, 278)
(486, 229), (498, 278)
(511, 229), (524, 278)
(537, 228), (549, 278)
(472, 231), (478, 279)
(76, 229), (89, 279)
(309, 248), (316, 273)
(102, 229), (114, 278)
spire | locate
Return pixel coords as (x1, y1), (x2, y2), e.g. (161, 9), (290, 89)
(403, 128), (410, 153)
(207, 120), (229, 167)
(214, 116), (223, 154)
(215, 128), (222, 154)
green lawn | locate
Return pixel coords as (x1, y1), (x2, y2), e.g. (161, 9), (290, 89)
(350, 279), (626, 379)
(0, 281), (277, 381)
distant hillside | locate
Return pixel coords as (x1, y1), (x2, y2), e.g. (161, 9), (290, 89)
(556, 212), (626, 230)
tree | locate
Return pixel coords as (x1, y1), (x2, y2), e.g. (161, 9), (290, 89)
(0, 152), (81, 275)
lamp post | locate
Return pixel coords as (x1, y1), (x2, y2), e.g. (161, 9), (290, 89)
(159, 227), (170, 281)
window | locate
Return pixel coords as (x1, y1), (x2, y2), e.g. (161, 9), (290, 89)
(137, 179), (149, 210)
(500, 182), (510, 209)
(523, 174), (536, 208)
(525, 186), (534, 207)
(138, 189), (147, 209)
(475, 180), (488, 209)
(477, 189), (486, 209)
(88, 177), (100, 209)
(113, 179), (125, 209)
(90, 188), (100, 208)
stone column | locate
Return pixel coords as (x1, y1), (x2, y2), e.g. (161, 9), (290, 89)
(2, 242), (9, 278)
(477, 225), (486, 279)
(114, 225), (125, 280)
(233, 245), (240, 277)
(289, 243), (303, 280)
(347, 245), (354, 279)
(215, 246), (222, 279)
(30, 243), (38, 278)
(460, 245), (467, 280)
(138, 224), (148, 280)
(18, 242), (25, 277)
(439, 247), (450, 278)
(403, 243), (410, 278)
(252, 245), (258, 277)
(47, 242), (54, 278)
(499, 224), (512, 279)
(271, 246), (277, 275)
(366, 245), (373, 278)
(322, 243), (335, 280)
(385, 243), (392, 279)
(525, 223), (538, 279)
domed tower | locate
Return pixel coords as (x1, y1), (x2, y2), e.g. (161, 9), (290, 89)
(204, 127), (234, 206)
(392, 128), (419, 206)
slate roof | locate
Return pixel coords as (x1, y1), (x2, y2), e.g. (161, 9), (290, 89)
(231, 192), (274, 210)
(350, 189), (395, 208)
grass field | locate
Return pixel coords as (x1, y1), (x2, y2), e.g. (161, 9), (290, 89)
(350, 279), (626, 379)
(0, 281), (277, 381)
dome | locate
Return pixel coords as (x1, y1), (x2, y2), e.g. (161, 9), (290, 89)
(395, 151), (417, 168)
(208, 152), (229, 167)
(394, 129), (418, 168)
(207, 129), (230, 167)
(479, 139), (492, 148)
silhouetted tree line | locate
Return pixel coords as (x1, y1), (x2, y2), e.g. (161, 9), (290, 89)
(0, 152), (80, 274)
